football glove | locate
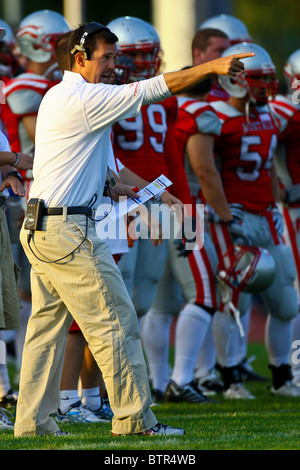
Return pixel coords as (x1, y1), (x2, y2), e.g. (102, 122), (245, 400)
(285, 183), (300, 204)
(174, 216), (197, 257)
(225, 218), (252, 246)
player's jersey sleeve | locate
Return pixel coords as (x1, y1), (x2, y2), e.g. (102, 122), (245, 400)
(270, 94), (300, 186)
(269, 94), (298, 134)
(177, 98), (222, 138)
(4, 74), (52, 117)
(6, 89), (43, 116)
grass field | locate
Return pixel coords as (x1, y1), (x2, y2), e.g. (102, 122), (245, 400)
(1, 342), (300, 452)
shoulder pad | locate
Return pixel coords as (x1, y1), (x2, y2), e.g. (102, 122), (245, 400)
(4, 73), (51, 98)
(210, 100), (242, 121)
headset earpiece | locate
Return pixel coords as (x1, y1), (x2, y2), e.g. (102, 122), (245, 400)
(70, 44), (90, 60)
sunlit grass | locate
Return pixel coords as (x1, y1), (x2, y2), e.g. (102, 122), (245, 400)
(1, 342), (299, 451)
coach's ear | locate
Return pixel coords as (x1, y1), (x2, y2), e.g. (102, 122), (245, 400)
(74, 51), (86, 68)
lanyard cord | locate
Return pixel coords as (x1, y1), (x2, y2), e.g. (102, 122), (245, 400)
(27, 213), (88, 264)
(88, 183), (114, 222)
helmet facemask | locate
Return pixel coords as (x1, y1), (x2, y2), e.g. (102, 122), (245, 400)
(223, 69), (279, 105)
(245, 70), (279, 105)
(0, 41), (18, 76)
(116, 43), (161, 81)
(217, 245), (276, 295)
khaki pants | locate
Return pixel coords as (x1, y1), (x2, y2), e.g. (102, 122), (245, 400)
(15, 213), (156, 436)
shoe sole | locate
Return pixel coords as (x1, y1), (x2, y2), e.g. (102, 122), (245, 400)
(56, 415), (106, 424)
(0, 424), (14, 430)
(112, 430), (185, 436)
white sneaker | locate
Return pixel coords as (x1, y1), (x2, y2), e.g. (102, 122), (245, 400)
(56, 401), (106, 423)
(223, 383), (255, 400)
(142, 422), (185, 435)
(112, 422), (185, 436)
(271, 380), (300, 397)
(50, 430), (74, 436)
(0, 407), (14, 430)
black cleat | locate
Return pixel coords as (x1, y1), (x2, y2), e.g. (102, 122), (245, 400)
(151, 389), (164, 405)
(238, 357), (268, 382)
(164, 379), (213, 404)
(0, 390), (17, 408)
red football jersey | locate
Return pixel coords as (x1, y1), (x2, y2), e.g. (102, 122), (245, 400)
(270, 94), (300, 187)
(112, 95), (192, 204)
(112, 96), (177, 182)
(211, 101), (279, 213)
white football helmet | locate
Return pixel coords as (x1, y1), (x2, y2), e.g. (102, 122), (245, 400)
(198, 14), (252, 45)
(284, 49), (300, 93)
(107, 16), (161, 82)
(0, 19), (24, 77)
(218, 42), (279, 104)
(0, 19), (15, 44)
(217, 245), (276, 294)
(16, 10), (71, 63)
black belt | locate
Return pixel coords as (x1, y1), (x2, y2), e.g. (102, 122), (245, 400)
(0, 196), (6, 207)
(42, 206), (92, 217)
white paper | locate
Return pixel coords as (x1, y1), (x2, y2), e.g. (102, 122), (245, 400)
(108, 174), (172, 221)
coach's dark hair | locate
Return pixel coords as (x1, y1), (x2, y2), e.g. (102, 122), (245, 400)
(191, 27), (228, 53)
(55, 31), (73, 72)
(70, 24), (118, 69)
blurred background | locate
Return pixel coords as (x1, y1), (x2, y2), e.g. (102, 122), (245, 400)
(0, 0), (299, 89)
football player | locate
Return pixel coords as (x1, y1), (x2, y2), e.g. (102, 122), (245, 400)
(209, 42), (300, 397)
(193, 15), (268, 386)
(2, 9), (70, 374)
(269, 50), (300, 386)
(107, 16), (185, 321)
(195, 14), (252, 103)
(143, 74), (239, 402)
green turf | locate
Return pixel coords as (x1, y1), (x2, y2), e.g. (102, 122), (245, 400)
(1, 342), (299, 451)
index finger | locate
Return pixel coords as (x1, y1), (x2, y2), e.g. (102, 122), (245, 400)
(231, 52), (255, 59)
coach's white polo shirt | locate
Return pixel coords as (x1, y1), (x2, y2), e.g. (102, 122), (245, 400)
(29, 70), (171, 208)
